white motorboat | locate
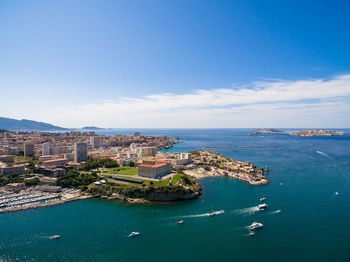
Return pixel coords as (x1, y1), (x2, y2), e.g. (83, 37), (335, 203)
(50, 235), (60, 239)
(258, 203), (268, 210)
(249, 231), (255, 236)
(128, 232), (140, 237)
(249, 222), (263, 229)
(260, 197), (266, 202)
(207, 210), (225, 217)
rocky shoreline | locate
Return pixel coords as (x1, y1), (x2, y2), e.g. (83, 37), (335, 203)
(185, 150), (269, 186)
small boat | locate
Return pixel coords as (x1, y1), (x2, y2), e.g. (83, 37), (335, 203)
(249, 222), (263, 229)
(260, 197), (266, 202)
(275, 209), (281, 213)
(258, 203), (268, 210)
(128, 232), (140, 237)
(249, 231), (255, 236)
(335, 192), (339, 195)
(207, 210), (225, 217)
(50, 235), (60, 239)
(177, 220), (184, 224)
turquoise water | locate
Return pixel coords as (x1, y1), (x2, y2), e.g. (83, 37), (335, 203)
(1, 129), (350, 261)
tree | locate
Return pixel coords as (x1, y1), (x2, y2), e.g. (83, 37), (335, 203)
(24, 177), (40, 187)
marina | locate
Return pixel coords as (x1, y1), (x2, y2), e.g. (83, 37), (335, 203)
(0, 190), (60, 211)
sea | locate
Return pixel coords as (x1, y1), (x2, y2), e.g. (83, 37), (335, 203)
(1, 128), (350, 262)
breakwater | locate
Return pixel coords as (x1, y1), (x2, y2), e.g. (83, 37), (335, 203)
(205, 146), (280, 148)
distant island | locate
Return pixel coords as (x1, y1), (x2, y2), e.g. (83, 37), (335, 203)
(0, 116), (66, 131)
(248, 128), (286, 135)
(81, 126), (104, 130)
(289, 129), (344, 136)
(248, 128), (344, 136)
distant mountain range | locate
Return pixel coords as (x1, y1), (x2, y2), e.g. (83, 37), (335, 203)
(0, 116), (67, 131)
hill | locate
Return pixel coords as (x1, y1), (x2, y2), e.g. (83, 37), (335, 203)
(0, 117), (67, 131)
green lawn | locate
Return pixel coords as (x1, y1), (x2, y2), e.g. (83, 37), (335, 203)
(105, 167), (138, 176)
(104, 171), (185, 188)
(170, 174), (182, 184)
(143, 177), (172, 187)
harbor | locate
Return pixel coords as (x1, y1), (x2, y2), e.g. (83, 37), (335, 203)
(0, 188), (88, 214)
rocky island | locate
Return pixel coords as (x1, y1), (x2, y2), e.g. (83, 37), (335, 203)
(248, 128), (344, 137)
(248, 128), (286, 135)
(289, 129), (344, 136)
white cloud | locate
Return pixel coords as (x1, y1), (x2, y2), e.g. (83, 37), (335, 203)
(24, 74), (350, 128)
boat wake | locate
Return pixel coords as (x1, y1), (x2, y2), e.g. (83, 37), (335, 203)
(181, 210), (225, 218)
(233, 206), (260, 215)
(269, 209), (282, 215)
(180, 213), (212, 218)
(316, 150), (330, 158)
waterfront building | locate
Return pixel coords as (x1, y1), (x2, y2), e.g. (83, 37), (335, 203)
(38, 185), (62, 193)
(42, 142), (50, 156)
(39, 176), (58, 185)
(138, 159), (171, 179)
(5, 183), (26, 192)
(90, 136), (101, 149)
(24, 142), (35, 156)
(74, 142), (88, 162)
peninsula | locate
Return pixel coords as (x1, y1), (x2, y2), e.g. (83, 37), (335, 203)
(181, 150), (268, 185)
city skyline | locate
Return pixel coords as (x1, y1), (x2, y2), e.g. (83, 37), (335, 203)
(1, 0), (350, 128)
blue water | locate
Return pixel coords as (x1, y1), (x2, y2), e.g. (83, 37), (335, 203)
(1, 129), (350, 261)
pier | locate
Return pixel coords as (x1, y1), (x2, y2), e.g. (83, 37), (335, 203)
(205, 146), (280, 148)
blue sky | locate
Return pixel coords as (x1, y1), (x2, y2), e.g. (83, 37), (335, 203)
(0, 0), (350, 128)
